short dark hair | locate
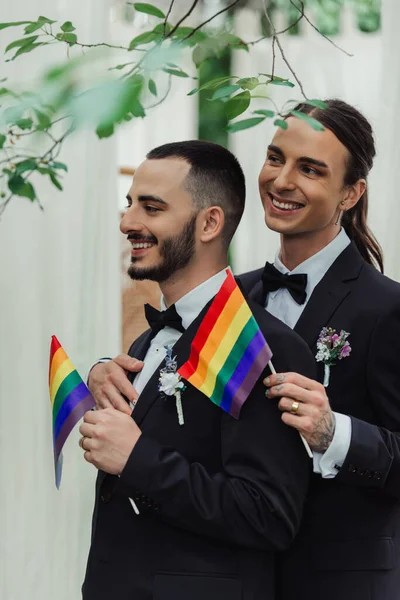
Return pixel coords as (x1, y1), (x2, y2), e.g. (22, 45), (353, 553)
(146, 140), (246, 247)
(287, 99), (383, 272)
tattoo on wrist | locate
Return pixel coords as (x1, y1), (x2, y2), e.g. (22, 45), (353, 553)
(309, 411), (336, 453)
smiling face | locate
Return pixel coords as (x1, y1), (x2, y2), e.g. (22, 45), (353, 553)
(258, 117), (361, 244)
(120, 157), (199, 283)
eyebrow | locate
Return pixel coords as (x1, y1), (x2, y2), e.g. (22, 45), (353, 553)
(126, 194), (168, 206)
(267, 144), (329, 170)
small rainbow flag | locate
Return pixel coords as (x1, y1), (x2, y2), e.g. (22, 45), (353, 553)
(178, 270), (272, 418)
(49, 335), (95, 488)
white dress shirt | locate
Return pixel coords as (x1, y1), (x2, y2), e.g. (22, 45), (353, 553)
(132, 268), (230, 397)
(265, 228), (352, 478)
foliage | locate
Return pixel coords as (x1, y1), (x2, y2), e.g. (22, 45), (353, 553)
(0, 0), (380, 214)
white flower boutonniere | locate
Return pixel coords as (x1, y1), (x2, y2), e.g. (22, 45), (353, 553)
(158, 346), (186, 425)
(315, 327), (352, 387)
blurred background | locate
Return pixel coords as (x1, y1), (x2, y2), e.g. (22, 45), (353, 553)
(0, 0), (398, 598)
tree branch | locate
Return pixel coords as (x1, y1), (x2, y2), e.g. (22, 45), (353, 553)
(180, 0), (243, 42)
(164, 0), (176, 36)
(261, 0), (307, 99)
(289, 0), (353, 57)
(167, 0), (200, 39)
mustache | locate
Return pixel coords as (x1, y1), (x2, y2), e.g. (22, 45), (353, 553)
(128, 233), (158, 244)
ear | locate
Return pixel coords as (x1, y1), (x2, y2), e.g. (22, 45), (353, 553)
(199, 206), (225, 243)
(342, 178), (367, 211)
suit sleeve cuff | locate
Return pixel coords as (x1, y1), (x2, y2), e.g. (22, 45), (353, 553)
(313, 412), (352, 478)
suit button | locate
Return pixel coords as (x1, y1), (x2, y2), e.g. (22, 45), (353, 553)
(348, 464), (357, 473)
(367, 470), (373, 478)
(358, 469), (365, 476)
(374, 471), (382, 481)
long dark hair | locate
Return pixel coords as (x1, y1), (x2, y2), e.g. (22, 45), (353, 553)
(289, 99), (383, 272)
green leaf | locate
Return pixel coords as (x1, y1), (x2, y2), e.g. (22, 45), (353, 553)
(128, 30), (161, 50)
(305, 99), (328, 110)
(50, 173), (63, 191)
(130, 99), (146, 118)
(5, 35), (38, 53)
(96, 123), (115, 138)
(33, 109), (51, 130)
(58, 32), (77, 45)
(274, 119), (288, 130)
(11, 42), (45, 59)
(0, 134), (6, 149)
(0, 88), (9, 96)
(187, 87), (198, 96)
(227, 117), (265, 133)
(290, 110), (324, 131)
(169, 26), (206, 45)
(131, 2), (165, 18)
(24, 22), (46, 34)
(61, 21), (76, 32)
(37, 16), (56, 24)
(225, 90), (251, 121)
(253, 109), (275, 118)
(237, 77), (259, 91)
(8, 175), (36, 201)
(210, 85), (241, 101)
(148, 78), (157, 96)
(14, 159), (37, 174)
(109, 62), (133, 71)
(269, 78), (295, 88)
(51, 161), (68, 172)
(0, 21), (32, 31)
(153, 22), (172, 35)
(162, 67), (189, 78)
(15, 118), (33, 130)
(195, 76), (237, 94)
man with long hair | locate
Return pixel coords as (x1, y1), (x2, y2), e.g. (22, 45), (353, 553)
(241, 99), (400, 600)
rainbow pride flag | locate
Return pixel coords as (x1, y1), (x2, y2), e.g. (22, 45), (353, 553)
(178, 270), (272, 418)
(49, 335), (95, 488)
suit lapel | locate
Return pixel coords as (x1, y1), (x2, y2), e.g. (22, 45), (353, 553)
(131, 301), (212, 426)
(294, 243), (364, 349)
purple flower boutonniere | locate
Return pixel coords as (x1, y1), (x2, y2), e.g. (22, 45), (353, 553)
(315, 327), (352, 387)
(158, 346), (186, 425)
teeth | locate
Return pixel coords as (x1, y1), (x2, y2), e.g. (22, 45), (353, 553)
(272, 198), (303, 210)
(132, 242), (153, 249)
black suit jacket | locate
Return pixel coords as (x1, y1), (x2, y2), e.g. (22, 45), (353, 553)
(240, 243), (400, 600)
(82, 299), (316, 600)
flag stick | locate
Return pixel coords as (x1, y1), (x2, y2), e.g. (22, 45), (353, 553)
(268, 360), (313, 459)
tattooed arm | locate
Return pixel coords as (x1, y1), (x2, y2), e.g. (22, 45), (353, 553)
(264, 373), (337, 453)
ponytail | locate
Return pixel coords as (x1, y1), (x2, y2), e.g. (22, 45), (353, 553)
(342, 190), (383, 272)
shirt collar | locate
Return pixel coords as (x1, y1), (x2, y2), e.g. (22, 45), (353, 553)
(272, 228), (351, 299)
(160, 267), (231, 330)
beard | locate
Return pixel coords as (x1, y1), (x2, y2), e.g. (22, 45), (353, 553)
(127, 214), (197, 283)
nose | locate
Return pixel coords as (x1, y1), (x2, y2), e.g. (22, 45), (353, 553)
(120, 205), (144, 235)
(273, 164), (296, 193)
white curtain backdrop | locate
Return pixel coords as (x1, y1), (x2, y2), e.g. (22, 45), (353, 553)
(230, 6), (385, 275)
(0, 2), (120, 600)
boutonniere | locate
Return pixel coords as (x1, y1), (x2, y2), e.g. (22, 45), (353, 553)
(158, 346), (186, 425)
(315, 327), (351, 387)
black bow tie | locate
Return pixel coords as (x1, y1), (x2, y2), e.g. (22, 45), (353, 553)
(261, 262), (308, 305)
(144, 303), (185, 335)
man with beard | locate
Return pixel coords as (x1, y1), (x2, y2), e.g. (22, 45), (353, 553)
(80, 140), (316, 600)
